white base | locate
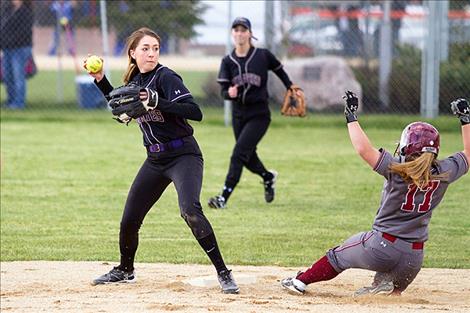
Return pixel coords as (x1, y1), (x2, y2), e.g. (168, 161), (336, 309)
(183, 274), (257, 287)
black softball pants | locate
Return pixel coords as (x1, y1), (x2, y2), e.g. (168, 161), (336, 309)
(224, 114), (271, 188)
(119, 152), (214, 271)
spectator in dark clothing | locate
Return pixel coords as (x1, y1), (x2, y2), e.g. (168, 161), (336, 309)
(0, 0), (33, 109)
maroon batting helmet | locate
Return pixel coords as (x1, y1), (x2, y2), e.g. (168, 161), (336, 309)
(395, 122), (440, 162)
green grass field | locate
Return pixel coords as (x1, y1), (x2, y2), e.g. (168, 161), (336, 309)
(0, 70), (211, 109)
(1, 109), (469, 269)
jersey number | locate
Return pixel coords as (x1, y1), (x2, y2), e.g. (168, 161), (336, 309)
(401, 180), (440, 213)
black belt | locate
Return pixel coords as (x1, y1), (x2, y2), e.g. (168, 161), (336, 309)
(146, 138), (184, 153)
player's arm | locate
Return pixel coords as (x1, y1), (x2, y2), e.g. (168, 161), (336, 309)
(273, 66), (292, 89)
(94, 75), (114, 98)
(219, 82), (238, 100)
(343, 91), (380, 168)
(217, 58), (238, 100)
(156, 96), (203, 121)
(148, 73), (202, 121)
(347, 122), (381, 168)
(450, 98), (470, 162)
(462, 124), (470, 162)
(266, 50), (292, 89)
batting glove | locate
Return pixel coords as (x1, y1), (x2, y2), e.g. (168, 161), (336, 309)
(141, 88), (158, 111)
(343, 90), (359, 123)
(450, 98), (470, 125)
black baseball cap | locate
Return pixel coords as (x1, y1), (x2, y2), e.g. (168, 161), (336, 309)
(232, 17), (258, 40)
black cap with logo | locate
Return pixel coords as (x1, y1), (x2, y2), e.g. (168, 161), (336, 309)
(231, 17), (258, 40)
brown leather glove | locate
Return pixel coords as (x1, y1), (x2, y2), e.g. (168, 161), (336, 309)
(281, 85), (306, 117)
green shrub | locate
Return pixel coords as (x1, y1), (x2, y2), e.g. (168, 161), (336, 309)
(389, 45), (422, 113)
(352, 66), (380, 112)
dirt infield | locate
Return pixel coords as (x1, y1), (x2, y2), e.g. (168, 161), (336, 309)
(1, 262), (469, 313)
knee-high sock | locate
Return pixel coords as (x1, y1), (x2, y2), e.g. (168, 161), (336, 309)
(197, 232), (228, 274)
(297, 255), (339, 285)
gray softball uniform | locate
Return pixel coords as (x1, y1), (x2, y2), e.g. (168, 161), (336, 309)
(327, 149), (468, 291)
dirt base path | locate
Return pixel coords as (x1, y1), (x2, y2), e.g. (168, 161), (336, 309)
(1, 261), (469, 313)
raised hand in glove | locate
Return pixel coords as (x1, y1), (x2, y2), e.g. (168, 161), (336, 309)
(450, 98), (470, 125)
(343, 90), (359, 123)
(108, 83), (158, 124)
(281, 85), (306, 117)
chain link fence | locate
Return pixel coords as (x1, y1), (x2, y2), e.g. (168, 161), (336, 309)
(1, 0), (469, 115)
(284, 0), (470, 115)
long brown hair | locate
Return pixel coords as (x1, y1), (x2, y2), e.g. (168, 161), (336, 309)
(389, 152), (448, 189)
(122, 27), (161, 84)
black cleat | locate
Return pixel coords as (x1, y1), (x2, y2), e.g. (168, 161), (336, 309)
(91, 267), (136, 285)
(263, 170), (278, 203)
(217, 269), (240, 294)
(208, 195), (226, 209)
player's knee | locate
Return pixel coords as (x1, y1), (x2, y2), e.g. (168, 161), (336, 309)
(326, 249), (345, 273)
(180, 212), (213, 239)
(394, 272), (419, 293)
(180, 203), (204, 225)
(180, 203), (203, 224)
(231, 150), (250, 164)
(120, 219), (141, 234)
(181, 212), (199, 225)
(181, 211), (202, 232)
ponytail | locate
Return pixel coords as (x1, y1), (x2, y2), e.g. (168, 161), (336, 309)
(390, 152), (448, 188)
(123, 62), (139, 84)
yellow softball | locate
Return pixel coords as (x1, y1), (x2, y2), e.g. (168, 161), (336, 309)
(60, 17), (68, 26)
(85, 55), (103, 74)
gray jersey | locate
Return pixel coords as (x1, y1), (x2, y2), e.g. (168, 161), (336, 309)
(372, 149), (468, 242)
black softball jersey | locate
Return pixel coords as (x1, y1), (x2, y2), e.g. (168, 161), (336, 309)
(217, 47), (292, 117)
(96, 64), (202, 146)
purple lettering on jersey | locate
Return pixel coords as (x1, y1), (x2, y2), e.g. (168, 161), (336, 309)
(232, 73), (261, 87)
(136, 110), (165, 124)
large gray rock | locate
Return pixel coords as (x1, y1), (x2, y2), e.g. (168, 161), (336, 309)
(269, 56), (362, 112)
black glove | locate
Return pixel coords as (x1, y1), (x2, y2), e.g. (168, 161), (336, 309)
(450, 98), (470, 125)
(108, 84), (158, 123)
(343, 90), (358, 123)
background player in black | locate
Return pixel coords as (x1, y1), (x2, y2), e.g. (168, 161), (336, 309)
(85, 27), (239, 293)
(208, 17), (300, 209)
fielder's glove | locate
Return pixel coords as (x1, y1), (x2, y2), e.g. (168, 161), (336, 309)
(450, 98), (470, 125)
(343, 90), (359, 123)
(108, 83), (158, 124)
(281, 85), (306, 117)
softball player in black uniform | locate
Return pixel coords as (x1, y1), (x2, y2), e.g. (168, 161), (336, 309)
(208, 17), (296, 209)
(85, 27), (238, 293)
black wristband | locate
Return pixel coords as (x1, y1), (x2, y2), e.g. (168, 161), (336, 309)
(345, 114), (357, 123)
(459, 116), (470, 125)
